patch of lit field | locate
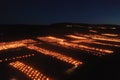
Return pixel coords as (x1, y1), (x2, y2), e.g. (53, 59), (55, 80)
(0, 25), (120, 80)
(9, 61), (52, 80)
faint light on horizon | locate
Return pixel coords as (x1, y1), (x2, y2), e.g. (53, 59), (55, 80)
(10, 78), (17, 80)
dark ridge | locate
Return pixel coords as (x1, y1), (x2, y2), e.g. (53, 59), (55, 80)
(50, 22), (120, 27)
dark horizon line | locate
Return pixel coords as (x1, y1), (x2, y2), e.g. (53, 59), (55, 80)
(0, 22), (120, 26)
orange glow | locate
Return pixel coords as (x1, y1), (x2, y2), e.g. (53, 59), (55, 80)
(70, 39), (94, 43)
(88, 27), (92, 29)
(0, 54), (35, 62)
(70, 40), (120, 47)
(38, 36), (65, 43)
(111, 27), (116, 30)
(0, 39), (36, 51)
(74, 33), (120, 43)
(66, 35), (87, 39)
(0, 43), (25, 51)
(98, 27), (107, 29)
(58, 41), (113, 54)
(92, 35), (120, 42)
(26, 45), (82, 67)
(101, 33), (119, 37)
(37, 36), (113, 56)
(0, 60), (2, 62)
(9, 61), (51, 80)
(89, 30), (97, 33)
(92, 41), (120, 47)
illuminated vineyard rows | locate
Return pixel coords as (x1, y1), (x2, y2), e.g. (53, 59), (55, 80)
(70, 40), (120, 47)
(66, 34), (120, 47)
(37, 36), (113, 56)
(26, 45), (82, 67)
(0, 39), (36, 51)
(0, 38), (82, 67)
(74, 33), (120, 43)
(9, 61), (51, 80)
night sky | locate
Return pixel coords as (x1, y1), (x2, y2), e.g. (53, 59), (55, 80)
(0, 0), (120, 25)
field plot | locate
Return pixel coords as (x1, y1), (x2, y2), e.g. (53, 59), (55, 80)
(0, 25), (120, 80)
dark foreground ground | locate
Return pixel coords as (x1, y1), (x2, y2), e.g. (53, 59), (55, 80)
(0, 23), (120, 80)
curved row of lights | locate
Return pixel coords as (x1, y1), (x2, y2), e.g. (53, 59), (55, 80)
(0, 54), (35, 63)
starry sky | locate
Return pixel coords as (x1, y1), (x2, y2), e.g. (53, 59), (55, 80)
(0, 0), (120, 25)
